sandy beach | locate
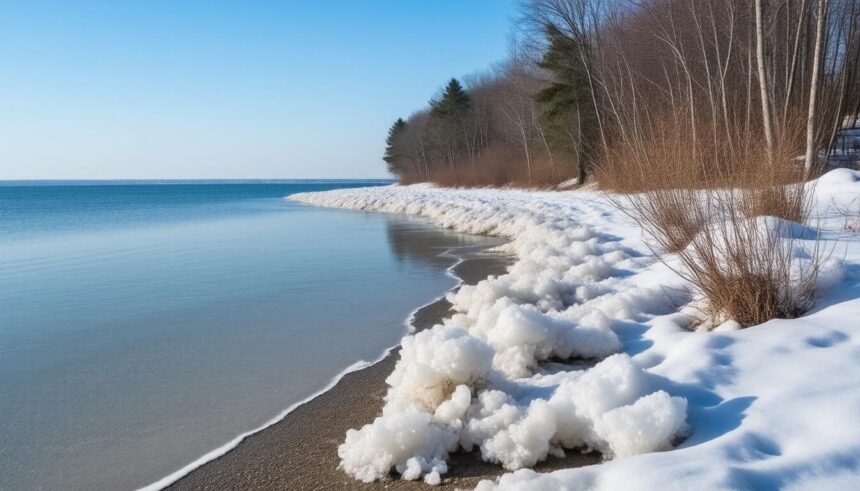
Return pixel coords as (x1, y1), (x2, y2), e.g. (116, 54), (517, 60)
(168, 252), (600, 490)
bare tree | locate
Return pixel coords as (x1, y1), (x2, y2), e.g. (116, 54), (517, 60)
(755, 0), (775, 164)
(497, 63), (537, 184)
(804, 0), (830, 173)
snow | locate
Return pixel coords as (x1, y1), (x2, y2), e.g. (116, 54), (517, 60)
(556, 177), (580, 189)
(290, 169), (860, 490)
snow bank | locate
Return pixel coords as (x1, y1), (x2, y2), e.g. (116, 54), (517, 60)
(291, 169), (860, 489)
(292, 184), (689, 483)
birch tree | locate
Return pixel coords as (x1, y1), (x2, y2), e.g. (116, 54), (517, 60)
(755, 0), (775, 165)
(804, 0), (829, 173)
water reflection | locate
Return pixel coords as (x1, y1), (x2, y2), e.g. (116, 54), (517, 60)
(0, 185), (494, 491)
(384, 215), (502, 268)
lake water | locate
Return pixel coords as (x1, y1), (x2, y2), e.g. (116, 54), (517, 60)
(0, 181), (498, 490)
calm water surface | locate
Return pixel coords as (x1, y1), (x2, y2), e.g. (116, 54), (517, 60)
(0, 181), (498, 490)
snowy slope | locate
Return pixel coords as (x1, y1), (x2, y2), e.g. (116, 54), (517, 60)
(290, 169), (860, 490)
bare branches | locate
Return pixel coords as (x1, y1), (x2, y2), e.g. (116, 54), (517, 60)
(385, 0), (857, 187)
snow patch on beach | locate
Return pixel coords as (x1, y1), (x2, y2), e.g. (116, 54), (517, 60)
(291, 169), (860, 490)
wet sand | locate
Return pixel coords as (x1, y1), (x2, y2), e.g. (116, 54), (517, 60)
(169, 252), (600, 491)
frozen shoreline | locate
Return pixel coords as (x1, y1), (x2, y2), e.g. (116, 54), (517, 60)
(288, 174), (860, 490)
(165, 243), (561, 490)
(148, 238), (511, 490)
(161, 172), (859, 490)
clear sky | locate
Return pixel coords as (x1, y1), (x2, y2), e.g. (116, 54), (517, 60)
(0, 0), (516, 179)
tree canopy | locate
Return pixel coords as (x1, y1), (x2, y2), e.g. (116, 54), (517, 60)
(536, 24), (598, 182)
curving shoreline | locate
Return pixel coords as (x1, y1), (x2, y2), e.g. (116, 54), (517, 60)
(123, 210), (500, 491)
(164, 247), (600, 490)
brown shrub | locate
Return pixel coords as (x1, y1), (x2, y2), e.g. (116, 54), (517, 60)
(679, 196), (821, 327)
(420, 142), (570, 189)
(602, 110), (823, 328)
(740, 184), (809, 224)
(613, 188), (703, 253)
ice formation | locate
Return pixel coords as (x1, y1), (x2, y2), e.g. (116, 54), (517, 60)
(292, 170), (860, 490)
(292, 184), (691, 483)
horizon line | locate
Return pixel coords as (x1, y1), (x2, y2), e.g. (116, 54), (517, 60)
(0, 178), (395, 185)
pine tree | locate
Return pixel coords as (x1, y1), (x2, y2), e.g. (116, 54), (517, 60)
(427, 78), (472, 168)
(536, 25), (598, 184)
(383, 118), (407, 175)
(430, 78), (471, 119)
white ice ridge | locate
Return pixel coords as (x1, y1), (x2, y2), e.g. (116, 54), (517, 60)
(291, 184), (689, 483)
(291, 170), (860, 490)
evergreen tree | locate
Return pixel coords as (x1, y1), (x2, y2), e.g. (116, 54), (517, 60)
(536, 25), (598, 184)
(383, 118), (407, 175)
(428, 78), (472, 168)
(430, 78), (471, 118)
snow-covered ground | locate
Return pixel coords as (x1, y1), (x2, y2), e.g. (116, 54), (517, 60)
(290, 169), (860, 490)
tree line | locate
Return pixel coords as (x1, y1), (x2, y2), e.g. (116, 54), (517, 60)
(384, 0), (860, 188)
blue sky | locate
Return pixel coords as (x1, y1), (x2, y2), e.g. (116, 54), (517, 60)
(0, 0), (516, 179)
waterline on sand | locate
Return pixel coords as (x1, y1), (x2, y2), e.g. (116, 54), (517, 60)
(141, 240), (507, 491)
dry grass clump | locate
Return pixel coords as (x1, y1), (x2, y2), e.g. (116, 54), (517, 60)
(678, 195), (820, 327)
(601, 112), (822, 328)
(659, 186), (821, 328)
(733, 138), (813, 223)
(740, 184), (809, 223)
(623, 188), (703, 253)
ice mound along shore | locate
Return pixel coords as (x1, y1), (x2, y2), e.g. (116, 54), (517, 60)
(291, 185), (689, 484)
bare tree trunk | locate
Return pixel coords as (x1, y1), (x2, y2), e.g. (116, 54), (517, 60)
(691, 1), (719, 149)
(804, 0), (829, 173)
(709, 0), (735, 152)
(745, 36), (754, 146)
(518, 120), (532, 184)
(576, 107), (586, 184)
(755, 0), (775, 164)
(783, 0), (810, 124)
(536, 122), (556, 179)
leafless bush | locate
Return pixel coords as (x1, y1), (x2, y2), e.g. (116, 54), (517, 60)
(619, 182), (821, 328)
(612, 188), (702, 253)
(602, 107), (823, 327)
(740, 184), (809, 224)
(679, 190), (821, 327)
(832, 197), (860, 233)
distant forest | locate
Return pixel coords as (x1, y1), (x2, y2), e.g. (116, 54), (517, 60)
(383, 0), (860, 188)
